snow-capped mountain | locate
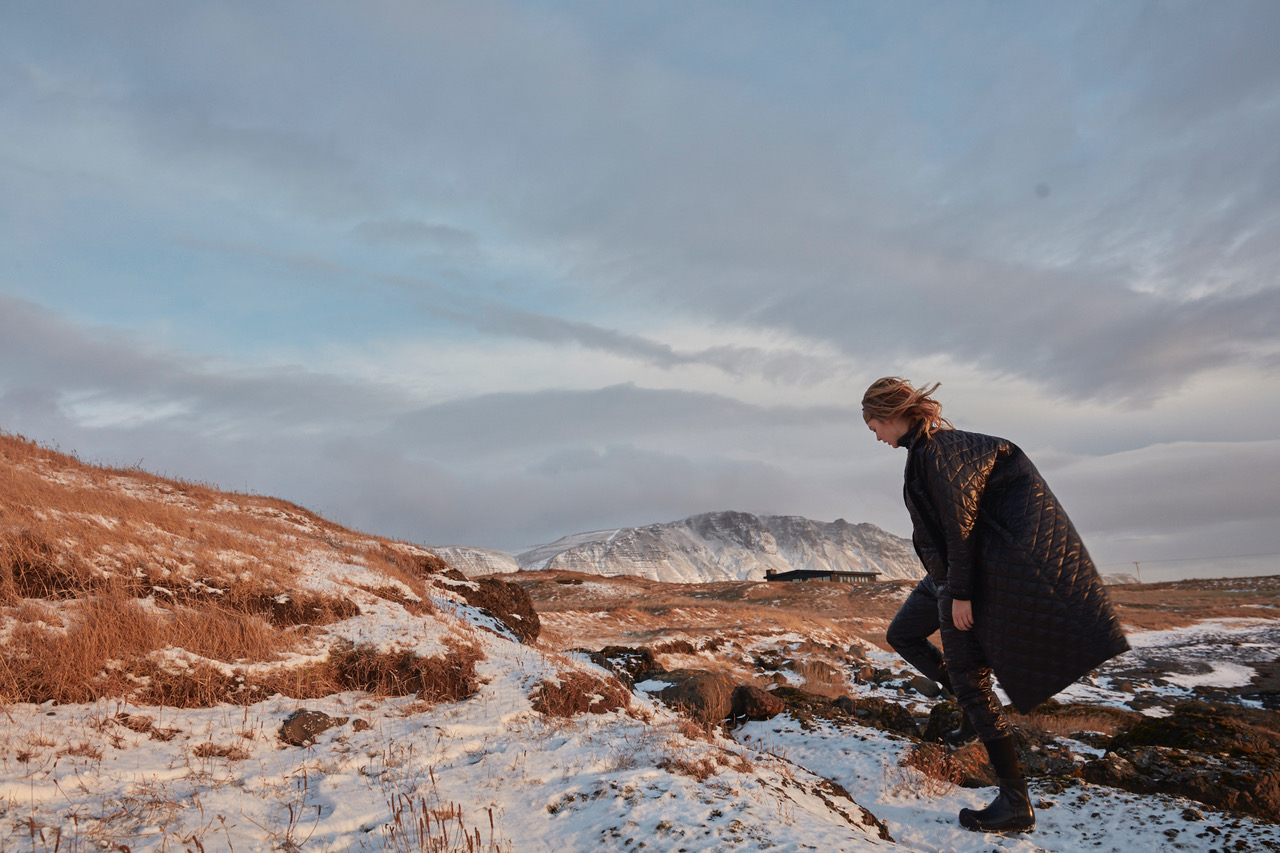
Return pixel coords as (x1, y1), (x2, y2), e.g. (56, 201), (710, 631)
(428, 544), (520, 576)
(508, 511), (923, 583)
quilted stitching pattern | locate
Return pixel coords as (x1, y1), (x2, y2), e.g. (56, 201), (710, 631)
(903, 427), (1129, 713)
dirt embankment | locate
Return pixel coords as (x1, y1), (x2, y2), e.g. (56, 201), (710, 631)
(1104, 575), (1280, 631)
(517, 571), (1280, 650)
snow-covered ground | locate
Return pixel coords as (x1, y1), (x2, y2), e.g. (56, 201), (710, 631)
(4, 615), (1279, 852)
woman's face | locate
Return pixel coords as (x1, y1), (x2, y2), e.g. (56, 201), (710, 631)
(866, 416), (912, 448)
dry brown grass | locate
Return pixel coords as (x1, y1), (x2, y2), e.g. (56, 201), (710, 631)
(0, 431), (477, 709)
(659, 754), (721, 781)
(0, 590), (160, 704)
(1, 436), (305, 592)
(1010, 706), (1129, 739)
(530, 670), (633, 717)
(328, 639), (485, 702)
(891, 743), (963, 798)
(796, 663), (848, 698)
(167, 605), (287, 662)
(384, 793), (512, 853)
(192, 742), (251, 760)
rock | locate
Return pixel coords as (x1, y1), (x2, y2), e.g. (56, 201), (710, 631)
(648, 669), (737, 728)
(568, 644), (663, 689)
(826, 693), (918, 738)
(279, 710), (348, 747)
(909, 675), (942, 698)
(920, 701), (967, 743)
(584, 646), (661, 688)
(730, 685), (786, 722)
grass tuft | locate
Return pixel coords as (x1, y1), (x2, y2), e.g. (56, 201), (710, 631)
(530, 670), (632, 717)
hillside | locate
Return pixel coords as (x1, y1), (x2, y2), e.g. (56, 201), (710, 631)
(3, 431), (1280, 852)
(0, 433), (892, 849)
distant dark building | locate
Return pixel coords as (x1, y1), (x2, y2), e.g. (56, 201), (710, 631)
(764, 568), (879, 584)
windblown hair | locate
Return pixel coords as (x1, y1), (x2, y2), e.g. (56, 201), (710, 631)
(861, 377), (953, 439)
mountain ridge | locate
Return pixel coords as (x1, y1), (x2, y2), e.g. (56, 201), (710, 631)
(438, 510), (924, 583)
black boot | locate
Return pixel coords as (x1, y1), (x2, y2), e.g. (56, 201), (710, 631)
(958, 777), (1035, 833)
(942, 711), (976, 747)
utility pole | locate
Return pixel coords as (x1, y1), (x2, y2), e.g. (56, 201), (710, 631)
(1132, 561), (1143, 583)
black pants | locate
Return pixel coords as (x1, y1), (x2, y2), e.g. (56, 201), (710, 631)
(887, 575), (1011, 743)
(886, 576), (951, 688)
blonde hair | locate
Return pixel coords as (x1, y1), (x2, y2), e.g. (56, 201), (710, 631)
(861, 377), (953, 439)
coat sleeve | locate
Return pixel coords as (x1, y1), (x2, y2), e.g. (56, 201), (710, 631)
(917, 438), (999, 601)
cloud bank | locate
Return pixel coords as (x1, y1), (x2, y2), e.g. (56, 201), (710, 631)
(1, 2), (1278, 578)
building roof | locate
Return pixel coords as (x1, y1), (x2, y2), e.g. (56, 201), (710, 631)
(764, 568), (880, 582)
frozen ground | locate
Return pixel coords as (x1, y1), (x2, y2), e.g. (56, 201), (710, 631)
(3, 615), (1278, 852)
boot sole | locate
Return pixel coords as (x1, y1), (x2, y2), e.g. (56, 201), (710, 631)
(958, 810), (1035, 833)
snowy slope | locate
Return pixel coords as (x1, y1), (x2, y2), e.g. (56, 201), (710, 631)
(7, 613), (1280, 852)
(429, 544), (521, 576)
(514, 510), (923, 583)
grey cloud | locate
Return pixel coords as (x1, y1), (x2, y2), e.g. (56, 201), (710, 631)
(0, 295), (860, 548)
(1087, 2), (1280, 128)
(1049, 439), (1280, 577)
(461, 303), (844, 384)
(286, 439), (816, 551)
(13, 1), (1277, 405)
(351, 219), (478, 250)
(2, 2), (1278, 567)
(0, 295), (406, 436)
(388, 383), (851, 459)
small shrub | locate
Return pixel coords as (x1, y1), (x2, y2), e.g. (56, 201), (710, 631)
(530, 670), (632, 717)
(192, 742), (250, 760)
(0, 528), (90, 600)
(675, 715), (714, 743)
(653, 639), (696, 655)
(329, 639), (484, 702)
(140, 660), (238, 708)
(894, 744), (963, 798)
(0, 592), (161, 704)
(659, 755), (719, 781)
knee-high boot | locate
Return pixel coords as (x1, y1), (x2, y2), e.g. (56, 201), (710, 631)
(958, 736), (1034, 833)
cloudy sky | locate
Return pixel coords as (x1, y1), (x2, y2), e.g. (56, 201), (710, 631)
(2, 1), (1278, 580)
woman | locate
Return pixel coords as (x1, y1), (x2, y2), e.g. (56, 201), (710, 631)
(863, 377), (1128, 833)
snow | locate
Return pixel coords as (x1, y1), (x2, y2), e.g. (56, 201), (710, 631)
(3, 608), (1279, 850)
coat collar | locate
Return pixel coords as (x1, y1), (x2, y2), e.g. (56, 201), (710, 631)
(899, 420), (925, 450)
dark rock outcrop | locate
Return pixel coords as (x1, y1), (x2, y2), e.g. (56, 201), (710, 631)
(573, 646), (661, 689)
(730, 685), (787, 722)
(444, 570), (541, 643)
(646, 669), (737, 729)
(1083, 701), (1280, 822)
(830, 693), (920, 738)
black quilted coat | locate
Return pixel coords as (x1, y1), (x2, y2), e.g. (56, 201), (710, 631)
(900, 423), (1129, 713)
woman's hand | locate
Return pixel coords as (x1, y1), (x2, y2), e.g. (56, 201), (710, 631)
(952, 598), (974, 631)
